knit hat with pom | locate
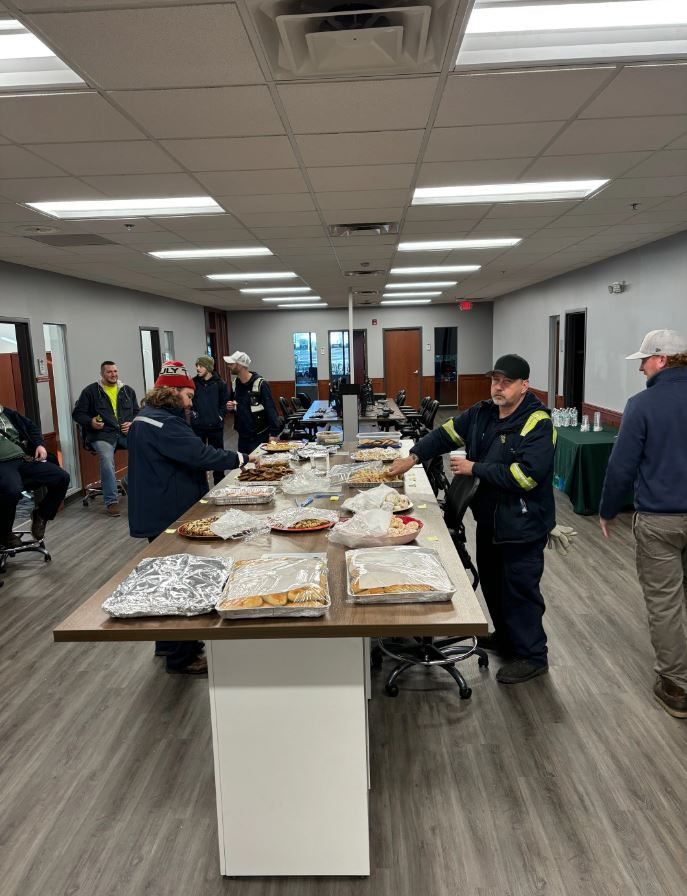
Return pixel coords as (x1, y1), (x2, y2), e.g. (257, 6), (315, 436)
(154, 361), (195, 391)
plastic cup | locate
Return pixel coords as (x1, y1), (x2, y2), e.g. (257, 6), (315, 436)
(450, 449), (467, 461)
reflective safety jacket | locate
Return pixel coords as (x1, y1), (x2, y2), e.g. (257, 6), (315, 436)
(233, 372), (281, 439)
(412, 392), (556, 543)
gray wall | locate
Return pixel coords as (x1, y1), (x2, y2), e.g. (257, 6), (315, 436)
(492, 231), (687, 412)
(227, 303), (494, 383)
(0, 260), (206, 432)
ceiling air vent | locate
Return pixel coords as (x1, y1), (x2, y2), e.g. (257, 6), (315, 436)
(343, 269), (387, 277)
(329, 221), (399, 236)
(353, 289), (379, 295)
(248, 0), (462, 78)
(23, 234), (117, 247)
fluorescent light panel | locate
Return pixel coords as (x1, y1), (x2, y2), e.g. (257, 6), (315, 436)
(150, 247), (271, 260)
(381, 299), (432, 305)
(26, 197), (224, 220)
(262, 296), (321, 303)
(390, 265), (482, 274)
(413, 180), (607, 205)
(241, 286), (311, 294)
(458, 1), (687, 67)
(276, 303), (328, 309)
(398, 238), (520, 251)
(383, 291), (441, 298)
(204, 271), (296, 280)
(0, 19), (84, 89)
(385, 281), (457, 288)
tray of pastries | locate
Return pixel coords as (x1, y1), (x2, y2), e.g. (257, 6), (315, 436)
(257, 454), (293, 467)
(216, 554), (330, 619)
(260, 440), (302, 453)
(237, 466), (288, 483)
(346, 546), (455, 603)
(356, 439), (401, 450)
(177, 516), (222, 539)
(350, 447), (400, 463)
(207, 486), (276, 506)
(348, 468), (404, 488)
(382, 492), (413, 513)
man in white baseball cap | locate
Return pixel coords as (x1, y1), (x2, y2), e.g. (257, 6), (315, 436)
(222, 350), (281, 453)
(600, 328), (687, 717)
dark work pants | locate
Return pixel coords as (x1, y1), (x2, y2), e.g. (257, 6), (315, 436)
(193, 428), (225, 485)
(0, 458), (70, 535)
(147, 536), (204, 670)
(238, 430), (268, 456)
(475, 525), (548, 667)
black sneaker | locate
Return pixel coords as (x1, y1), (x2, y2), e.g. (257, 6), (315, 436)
(654, 676), (687, 718)
(477, 632), (512, 658)
(1, 532), (23, 549)
(496, 659), (549, 684)
(30, 511), (46, 541)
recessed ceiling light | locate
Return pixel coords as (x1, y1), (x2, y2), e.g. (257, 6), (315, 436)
(204, 271), (297, 280)
(412, 180), (608, 205)
(398, 238), (521, 251)
(150, 247), (271, 260)
(390, 265), (482, 274)
(241, 286), (311, 294)
(385, 281), (457, 289)
(276, 303), (328, 309)
(26, 197), (225, 220)
(262, 296), (322, 303)
(467, 1), (687, 33)
(0, 19), (84, 89)
(381, 299), (432, 305)
(382, 291), (441, 298)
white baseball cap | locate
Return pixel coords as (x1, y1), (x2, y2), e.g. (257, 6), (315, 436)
(625, 329), (687, 360)
(223, 350), (252, 367)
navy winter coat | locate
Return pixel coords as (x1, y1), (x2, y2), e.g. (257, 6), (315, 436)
(191, 372), (230, 432)
(412, 392), (556, 543)
(126, 404), (241, 538)
(0, 406), (45, 453)
(72, 380), (138, 447)
(600, 366), (687, 517)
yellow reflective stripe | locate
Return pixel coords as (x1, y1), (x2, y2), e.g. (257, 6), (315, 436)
(510, 462), (537, 491)
(552, 427), (557, 446)
(441, 419), (463, 445)
(520, 409), (557, 445)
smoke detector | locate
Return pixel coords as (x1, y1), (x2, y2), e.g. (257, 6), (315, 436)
(248, 1), (462, 79)
(14, 224), (61, 235)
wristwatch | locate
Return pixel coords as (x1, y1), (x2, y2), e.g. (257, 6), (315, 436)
(409, 452), (419, 465)
(238, 452), (248, 468)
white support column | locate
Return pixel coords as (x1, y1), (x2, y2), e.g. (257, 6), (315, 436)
(207, 638), (370, 877)
(348, 288), (355, 384)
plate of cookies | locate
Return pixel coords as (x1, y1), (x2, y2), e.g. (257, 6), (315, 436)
(216, 554), (330, 618)
(260, 440), (303, 453)
(177, 516), (222, 539)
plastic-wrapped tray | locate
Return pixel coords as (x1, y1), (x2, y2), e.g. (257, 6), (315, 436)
(357, 440), (401, 450)
(356, 432), (399, 444)
(348, 472), (404, 489)
(350, 447), (400, 463)
(207, 485), (276, 505)
(237, 466), (288, 483)
(216, 553), (330, 619)
(316, 430), (343, 445)
(345, 546), (455, 604)
(330, 514), (422, 548)
(259, 440), (305, 453)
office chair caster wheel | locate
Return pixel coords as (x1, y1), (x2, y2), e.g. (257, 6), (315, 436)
(478, 656), (489, 669)
(370, 646), (383, 669)
(459, 687), (472, 700)
(82, 498), (89, 507)
(45, 553), (51, 563)
(385, 683), (399, 698)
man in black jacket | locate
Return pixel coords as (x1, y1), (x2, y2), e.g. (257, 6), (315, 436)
(72, 361), (138, 517)
(389, 354), (556, 684)
(0, 405), (70, 547)
(224, 350), (282, 454)
(191, 355), (231, 485)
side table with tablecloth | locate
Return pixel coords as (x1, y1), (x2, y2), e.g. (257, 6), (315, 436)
(553, 426), (627, 515)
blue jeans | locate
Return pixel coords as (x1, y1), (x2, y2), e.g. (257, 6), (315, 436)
(92, 435), (128, 506)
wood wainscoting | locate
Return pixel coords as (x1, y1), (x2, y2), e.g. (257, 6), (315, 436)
(529, 388), (564, 408)
(267, 380), (296, 402)
(581, 402), (623, 428)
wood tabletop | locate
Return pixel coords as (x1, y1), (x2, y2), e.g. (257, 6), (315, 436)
(54, 445), (487, 643)
(302, 399), (405, 425)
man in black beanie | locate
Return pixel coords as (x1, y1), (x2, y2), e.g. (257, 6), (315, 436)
(191, 355), (231, 485)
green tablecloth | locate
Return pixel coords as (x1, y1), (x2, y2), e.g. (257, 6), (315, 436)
(553, 426), (621, 515)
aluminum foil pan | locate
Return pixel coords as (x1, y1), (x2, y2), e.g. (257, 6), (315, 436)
(102, 553), (233, 618)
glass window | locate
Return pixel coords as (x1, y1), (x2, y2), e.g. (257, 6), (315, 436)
(328, 330), (350, 379)
(434, 326), (458, 405)
(43, 324), (80, 492)
(293, 332), (317, 386)
(162, 330), (175, 362)
(140, 328), (161, 392)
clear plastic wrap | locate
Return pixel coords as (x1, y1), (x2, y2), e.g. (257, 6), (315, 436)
(329, 509), (422, 547)
(356, 438), (401, 450)
(345, 546), (455, 603)
(350, 447), (400, 463)
(342, 483), (396, 513)
(331, 462), (404, 489)
(209, 508), (271, 540)
(216, 553), (330, 619)
(207, 485), (276, 505)
(256, 454), (293, 467)
(102, 553), (232, 617)
(268, 506), (340, 531)
(316, 429), (343, 445)
(297, 444), (337, 459)
(281, 470), (341, 495)
(327, 461), (382, 484)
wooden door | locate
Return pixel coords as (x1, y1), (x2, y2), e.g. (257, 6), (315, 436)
(383, 328), (421, 406)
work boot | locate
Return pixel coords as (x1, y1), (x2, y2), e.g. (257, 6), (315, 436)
(167, 656), (208, 676)
(0, 532), (23, 549)
(654, 676), (687, 718)
(496, 659), (549, 684)
(106, 503), (121, 517)
(31, 510), (47, 541)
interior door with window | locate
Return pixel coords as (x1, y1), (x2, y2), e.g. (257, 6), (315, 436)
(563, 311), (586, 412)
(383, 328), (421, 406)
(140, 327), (162, 392)
(293, 332), (318, 402)
(43, 323), (80, 492)
(0, 318), (40, 421)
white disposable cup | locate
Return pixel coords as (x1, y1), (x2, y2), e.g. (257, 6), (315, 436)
(450, 449), (467, 460)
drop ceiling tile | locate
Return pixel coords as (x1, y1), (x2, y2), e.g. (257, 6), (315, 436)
(596, 176), (687, 199)
(0, 177), (105, 202)
(553, 212), (631, 226)
(621, 150), (687, 178)
(220, 194), (315, 214)
(111, 87), (283, 139)
(425, 122), (564, 162)
(416, 158), (533, 187)
(26, 141), (183, 176)
(400, 220), (480, 234)
(484, 200), (579, 219)
(316, 189), (409, 210)
(436, 68), (615, 127)
(279, 79), (438, 133)
(155, 213), (245, 233)
(159, 136), (297, 171)
(0, 146), (70, 179)
(238, 211), (321, 227)
(0, 93), (144, 143)
(250, 226), (325, 239)
(524, 151), (652, 180)
(195, 169), (307, 196)
(581, 64), (687, 119)
(404, 204), (491, 221)
(321, 207), (404, 225)
(295, 130), (424, 167)
(78, 172), (204, 197)
(545, 116), (687, 155)
(308, 165), (415, 192)
(29, 5), (263, 90)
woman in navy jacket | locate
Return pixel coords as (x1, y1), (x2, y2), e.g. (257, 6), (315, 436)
(127, 361), (256, 674)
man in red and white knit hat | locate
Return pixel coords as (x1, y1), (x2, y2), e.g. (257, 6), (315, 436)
(154, 359), (196, 391)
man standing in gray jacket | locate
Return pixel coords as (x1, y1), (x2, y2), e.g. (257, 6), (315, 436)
(600, 329), (687, 718)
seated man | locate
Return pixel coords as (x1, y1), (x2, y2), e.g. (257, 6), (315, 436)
(72, 360), (138, 517)
(0, 404), (70, 547)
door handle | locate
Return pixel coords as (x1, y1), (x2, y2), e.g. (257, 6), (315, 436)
(413, 370), (419, 375)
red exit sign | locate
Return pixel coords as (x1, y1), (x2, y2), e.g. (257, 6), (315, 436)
(459, 301), (473, 311)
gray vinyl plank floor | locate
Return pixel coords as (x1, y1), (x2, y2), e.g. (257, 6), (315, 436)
(1, 415), (686, 896)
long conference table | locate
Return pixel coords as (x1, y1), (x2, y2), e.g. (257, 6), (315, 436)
(302, 397), (406, 432)
(54, 443), (487, 878)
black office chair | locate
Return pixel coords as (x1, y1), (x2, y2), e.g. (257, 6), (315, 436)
(278, 397), (310, 440)
(394, 389), (406, 407)
(400, 398), (439, 440)
(371, 474), (487, 700)
(0, 484), (52, 579)
(296, 392), (312, 410)
(78, 425), (126, 508)
(289, 396), (306, 415)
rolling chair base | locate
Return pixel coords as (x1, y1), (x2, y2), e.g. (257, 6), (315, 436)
(82, 479), (125, 507)
(0, 531), (51, 573)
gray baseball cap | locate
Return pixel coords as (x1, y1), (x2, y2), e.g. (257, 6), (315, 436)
(625, 329), (687, 360)
(223, 350), (252, 367)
